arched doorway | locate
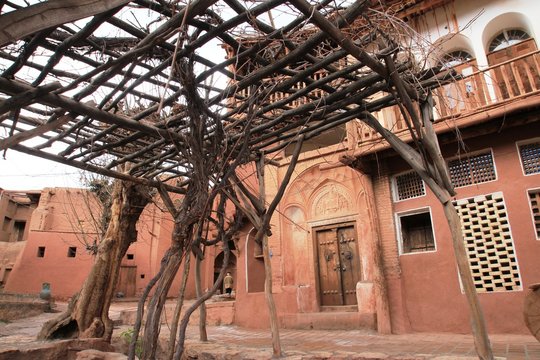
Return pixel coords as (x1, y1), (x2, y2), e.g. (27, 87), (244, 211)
(213, 245), (237, 294)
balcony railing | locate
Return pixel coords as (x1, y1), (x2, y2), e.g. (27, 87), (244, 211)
(354, 48), (540, 144)
(233, 46), (540, 152)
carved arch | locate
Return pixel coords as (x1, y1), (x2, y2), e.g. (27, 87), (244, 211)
(308, 181), (354, 220)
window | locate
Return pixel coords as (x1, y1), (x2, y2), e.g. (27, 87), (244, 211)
(454, 192), (521, 293)
(489, 29), (530, 52)
(67, 247), (77, 258)
(140, 274), (145, 279)
(126, 254), (134, 260)
(519, 140), (540, 175)
(37, 246), (45, 258)
(448, 151), (496, 188)
(529, 189), (540, 239)
(13, 221), (26, 242)
(393, 171), (425, 201)
(2, 217), (11, 232)
(441, 50), (473, 68)
(397, 210), (436, 254)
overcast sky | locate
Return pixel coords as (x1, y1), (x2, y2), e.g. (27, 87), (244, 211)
(1, 150), (83, 190)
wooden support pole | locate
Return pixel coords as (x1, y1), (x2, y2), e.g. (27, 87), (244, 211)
(0, 0), (131, 46)
(0, 114), (71, 151)
(289, 0), (386, 77)
(0, 77), (184, 143)
(256, 153), (282, 358)
(442, 202), (494, 360)
(9, 143), (185, 194)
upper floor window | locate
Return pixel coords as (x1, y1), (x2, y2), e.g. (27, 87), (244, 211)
(448, 150), (497, 188)
(441, 50), (473, 68)
(489, 29), (530, 52)
(518, 139), (540, 175)
(393, 170), (425, 201)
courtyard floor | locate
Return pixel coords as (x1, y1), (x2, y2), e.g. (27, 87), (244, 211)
(0, 301), (538, 359)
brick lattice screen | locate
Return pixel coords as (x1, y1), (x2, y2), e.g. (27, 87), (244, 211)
(529, 189), (540, 238)
(394, 171), (425, 201)
(454, 192), (521, 293)
(448, 152), (496, 188)
(519, 141), (540, 175)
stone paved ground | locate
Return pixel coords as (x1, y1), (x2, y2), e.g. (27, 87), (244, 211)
(179, 325), (540, 360)
(1, 301), (539, 359)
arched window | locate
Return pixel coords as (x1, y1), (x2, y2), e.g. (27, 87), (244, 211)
(489, 29), (530, 52)
(440, 50), (473, 68)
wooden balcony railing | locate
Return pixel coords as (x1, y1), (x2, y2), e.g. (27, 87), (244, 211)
(355, 48), (540, 144)
(232, 46), (540, 150)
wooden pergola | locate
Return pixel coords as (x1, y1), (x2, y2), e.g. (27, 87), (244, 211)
(0, 0), (451, 193)
(1, 2), (500, 360)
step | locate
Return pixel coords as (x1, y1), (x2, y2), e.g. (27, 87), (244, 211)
(320, 305), (358, 312)
(279, 311), (376, 331)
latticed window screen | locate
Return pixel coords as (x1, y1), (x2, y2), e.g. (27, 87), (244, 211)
(394, 171), (425, 201)
(448, 152), (496, 188)
(528, 190), (540, 238)
(519, 141), (540, 175)
(453, 193), (521, 293)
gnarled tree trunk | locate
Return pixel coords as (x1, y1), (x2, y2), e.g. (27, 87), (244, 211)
(38, 179), (152, 340)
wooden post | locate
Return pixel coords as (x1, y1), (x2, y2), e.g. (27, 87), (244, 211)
(257, 154), (282, 358)
(442, 202), (494, 360)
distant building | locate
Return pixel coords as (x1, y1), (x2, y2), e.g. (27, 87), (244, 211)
(0, 188), (41, 288)
(2, 187), (207, 300)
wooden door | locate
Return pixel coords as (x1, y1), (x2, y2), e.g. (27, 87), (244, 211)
(315, 223), (361, 306)
(117, 266), (137, 297)
(336, 225), (362, 305)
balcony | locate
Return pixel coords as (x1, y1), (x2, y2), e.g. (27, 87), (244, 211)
(352, 45), (540, 150)
(232, 42), (540, 158)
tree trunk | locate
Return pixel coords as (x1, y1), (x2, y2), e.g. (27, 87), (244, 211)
(140, 245), (184, 360)
(195, 250), (208, 341)
(38, 179), (151, 340)
(167, 253), (191, 360)
(173, 242), (231, 360)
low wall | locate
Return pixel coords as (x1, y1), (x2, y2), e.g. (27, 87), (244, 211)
(119, 298), (235, 327)
(0, 293), (50, 321)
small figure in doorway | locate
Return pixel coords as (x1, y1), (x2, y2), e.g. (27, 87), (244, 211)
(224, 272), (234, 297)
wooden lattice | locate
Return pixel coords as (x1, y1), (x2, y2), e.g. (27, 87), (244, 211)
(0, 1), (456, 194)
(394, 171), (425, 201)
(528, 189), (540, 239)
(454, 192), (521, 293)
(448, 152), (496, 188)
(519, 141), (540, 175)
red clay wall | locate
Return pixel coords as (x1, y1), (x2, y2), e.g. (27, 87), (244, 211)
(379, 123), (540, 334)
(232, 148), (383, 329)
(3, 188), (200, 299)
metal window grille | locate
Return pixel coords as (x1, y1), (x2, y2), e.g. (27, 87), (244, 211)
(395, 171), (425, 201)
(519, 141), (540, 175)
(528, 190), (540, 238)
(448, 152), (496, 188)
(453, 193), (521, 293)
